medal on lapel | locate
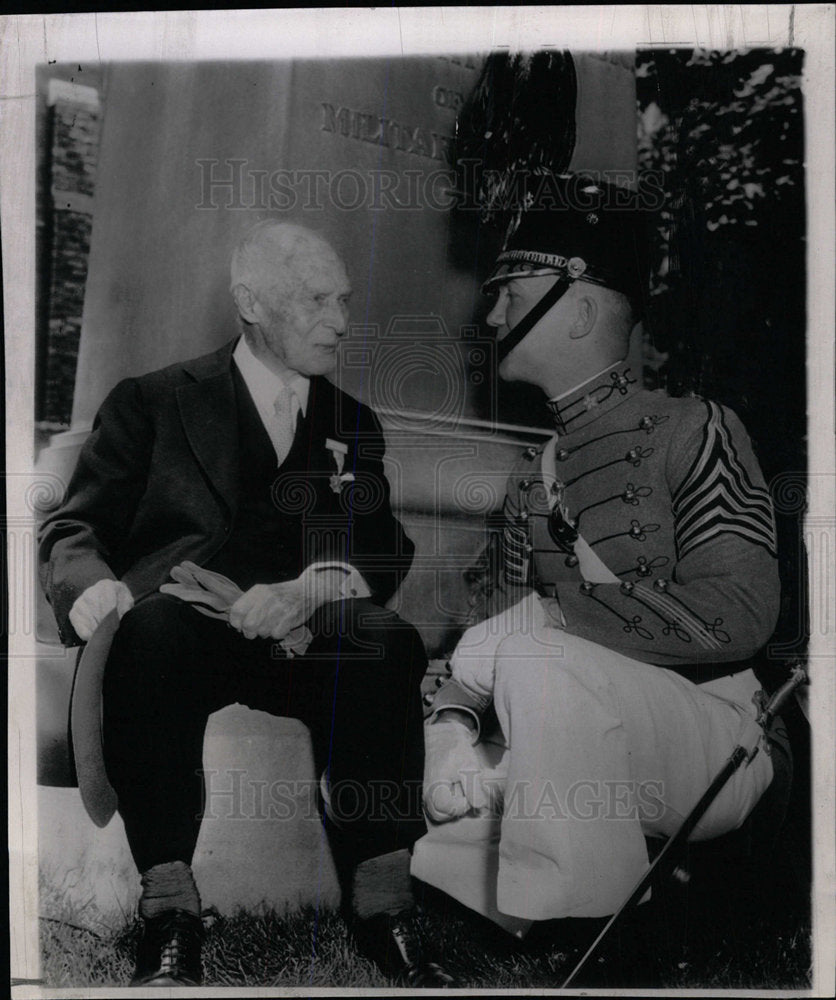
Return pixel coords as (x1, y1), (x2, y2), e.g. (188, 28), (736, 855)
(325, 438), (354, 494)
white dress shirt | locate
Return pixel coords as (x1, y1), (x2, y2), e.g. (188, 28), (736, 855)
(233, 336), (309, 452)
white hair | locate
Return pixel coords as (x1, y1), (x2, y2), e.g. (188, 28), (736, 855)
(230, 221), (339, 303)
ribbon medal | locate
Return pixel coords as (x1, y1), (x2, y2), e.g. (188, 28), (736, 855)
(326, 438), (354, 494)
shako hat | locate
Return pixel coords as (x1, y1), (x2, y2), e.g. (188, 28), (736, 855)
(482, 175), (649, 317)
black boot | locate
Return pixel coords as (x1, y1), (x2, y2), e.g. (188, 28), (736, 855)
(131, 908), (204, 986)
(352, 908), (457, 987)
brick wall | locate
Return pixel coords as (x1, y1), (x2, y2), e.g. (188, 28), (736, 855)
(38, 79), (102, 428)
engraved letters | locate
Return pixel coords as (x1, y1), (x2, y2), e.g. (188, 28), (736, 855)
(320, 103), (454, 163)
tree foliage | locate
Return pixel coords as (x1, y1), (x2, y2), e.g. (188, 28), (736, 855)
(636, 48), (804, 301)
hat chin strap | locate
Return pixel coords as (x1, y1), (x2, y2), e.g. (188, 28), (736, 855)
(495, 277), (574, 365)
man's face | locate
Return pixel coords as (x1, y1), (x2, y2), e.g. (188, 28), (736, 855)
(256, 250), (352, 377)
(485, 271), (567, 385)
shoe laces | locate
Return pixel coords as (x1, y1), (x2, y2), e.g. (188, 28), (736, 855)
(391, 919), (455, 986)
(159, 932), (185, 974)
(390, 919), (417, 966)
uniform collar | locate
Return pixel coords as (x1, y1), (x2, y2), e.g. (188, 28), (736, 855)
(545, 360), (639, 434)
(233, 336), (310, 417)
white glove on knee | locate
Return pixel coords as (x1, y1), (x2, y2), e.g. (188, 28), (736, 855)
(423, 720), (489, 823)
(69, 578), (134, 642)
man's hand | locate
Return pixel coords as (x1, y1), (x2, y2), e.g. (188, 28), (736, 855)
(423, 718), (489, 823)
(161, 562), (363, 641)
(228, 579), (314, 640)
(69, 579), (134, 642)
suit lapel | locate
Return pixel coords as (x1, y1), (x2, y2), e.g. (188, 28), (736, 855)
(177, 341), (240, 515)
(174, 354), (349, 515)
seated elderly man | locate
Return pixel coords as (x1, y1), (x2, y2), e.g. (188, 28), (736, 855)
(39, 221), (453, 987)
(413, 178), (780, 930)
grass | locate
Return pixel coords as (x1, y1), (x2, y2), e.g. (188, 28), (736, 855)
(40, 853), (811, 990)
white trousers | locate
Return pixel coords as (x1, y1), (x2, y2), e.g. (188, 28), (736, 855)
(411, 599), (773, 927)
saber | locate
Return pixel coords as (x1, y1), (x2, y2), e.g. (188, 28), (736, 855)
(560, 663), (808, 989)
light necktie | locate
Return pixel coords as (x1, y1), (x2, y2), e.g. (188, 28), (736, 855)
(268, 383), (296, 466)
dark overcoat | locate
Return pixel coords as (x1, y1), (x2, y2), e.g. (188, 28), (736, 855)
(39, 339), (414, 645)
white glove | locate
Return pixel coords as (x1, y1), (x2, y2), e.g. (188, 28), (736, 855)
(69, 579), (134, 642)
(423, 720), (490, 823)
(160, 561), (243, 619)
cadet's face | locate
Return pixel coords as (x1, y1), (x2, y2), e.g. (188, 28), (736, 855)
(258, 252), (352, 376)
(486, 273), (567, 384)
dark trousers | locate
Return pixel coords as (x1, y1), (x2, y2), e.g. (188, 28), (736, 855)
(102, 593), (428, 880)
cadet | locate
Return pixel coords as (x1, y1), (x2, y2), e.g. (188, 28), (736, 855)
(413, 177), (780, 925)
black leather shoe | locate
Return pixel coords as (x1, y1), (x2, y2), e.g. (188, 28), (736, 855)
(131, 908), (204, 986)
(353, 909), (456, 987)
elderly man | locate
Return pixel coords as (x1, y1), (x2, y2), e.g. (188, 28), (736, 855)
(414, 178), (780, 930)
(39, 221), (452, 987)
